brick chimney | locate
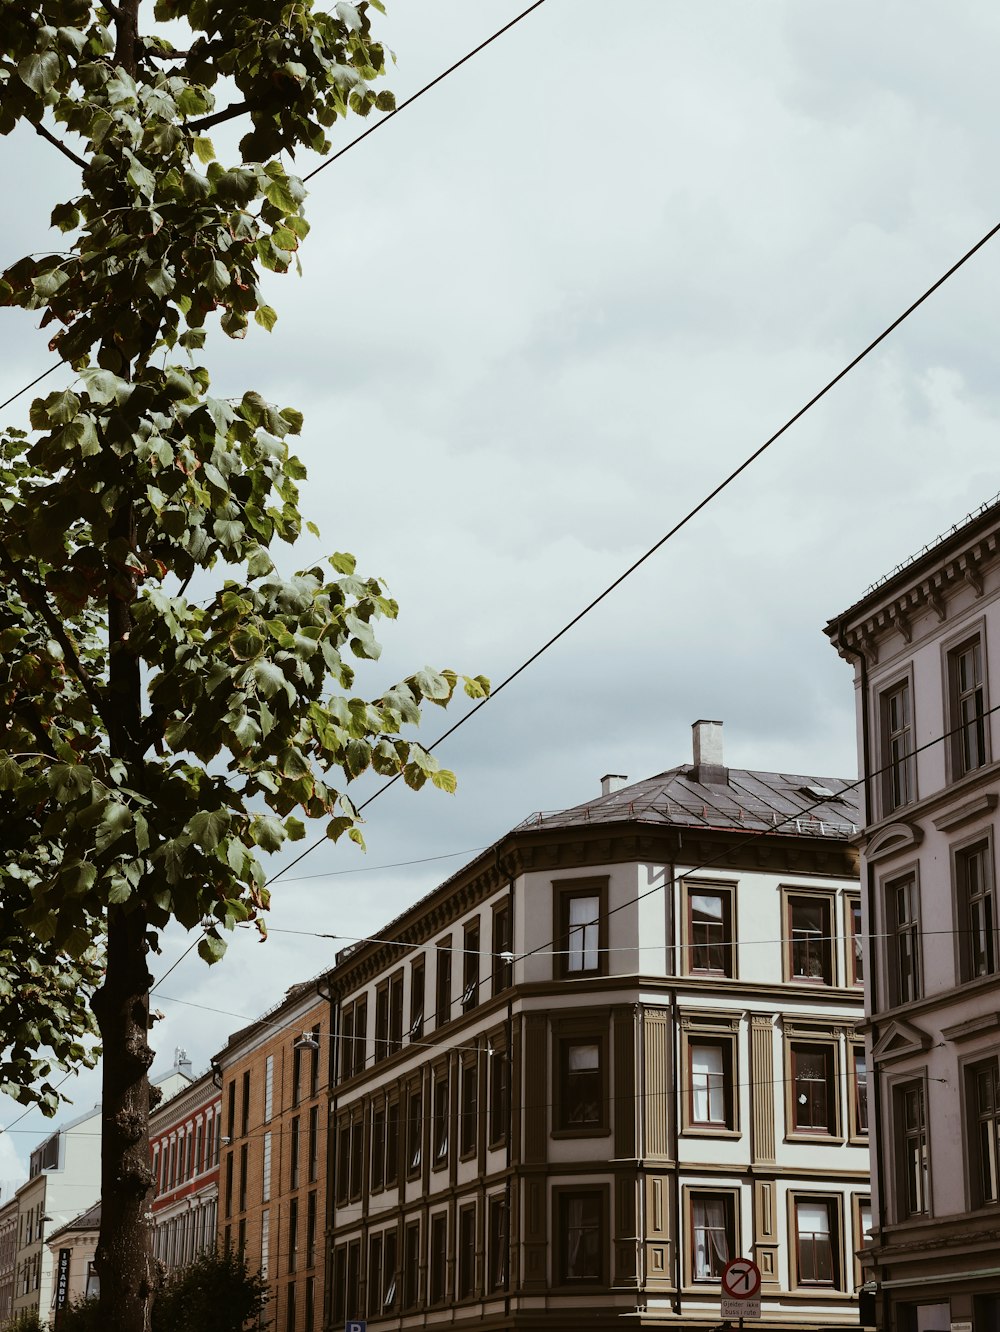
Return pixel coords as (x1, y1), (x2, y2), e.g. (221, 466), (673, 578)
(691, 719), (728, 786)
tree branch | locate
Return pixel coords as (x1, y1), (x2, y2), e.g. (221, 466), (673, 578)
(34, 122), (88, 171)
(101, 0), (123, 18)
(0, 543), (114, 737)
(186, 100), (256, 132)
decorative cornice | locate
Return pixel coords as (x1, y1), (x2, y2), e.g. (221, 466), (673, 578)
(871, 1017), (933, 1065)
(931, 791), (998, 832)
(864, 821), (924, 863)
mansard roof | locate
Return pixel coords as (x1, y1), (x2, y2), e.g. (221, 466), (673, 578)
(515, 764), (860, 840)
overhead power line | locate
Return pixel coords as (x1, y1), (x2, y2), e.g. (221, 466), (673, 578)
(266, 214), (1000, 892)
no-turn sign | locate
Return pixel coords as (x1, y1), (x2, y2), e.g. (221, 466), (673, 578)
(721, 1257), (762, 1300)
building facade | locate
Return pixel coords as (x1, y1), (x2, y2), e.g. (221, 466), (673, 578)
(0, 1195), (17, 1324)
(325, 720), (869, 1332)
(828, 498), (1000, 1332)
(10, 1101), (102, 1322)
(45, 1200), (101, 1318)
(214, 978), (332, 1331)
(150, 1057), (221, 1274)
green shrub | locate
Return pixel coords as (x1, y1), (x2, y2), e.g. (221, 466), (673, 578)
(151, 1248), (268, 1332)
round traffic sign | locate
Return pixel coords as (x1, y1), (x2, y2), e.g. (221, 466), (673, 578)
(721, 1257), (761, 1299)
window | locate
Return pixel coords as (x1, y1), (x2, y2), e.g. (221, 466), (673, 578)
(557, 1190), (603, 1284)
(968, 1057), (1000, 1207)
(848, 897), (864, 985)
(306, 1190), (317, 1268)
(881, 678), (915, 812)
(371, 1103), (386, 1192)
(331, 1247), (346, 1325)
(346, 1240), (360, 1321)
(262, 1131), (272, 1202)
(286, 1282), (296, 1330)
(293, 1039), (302, 1106)
(406, 1082), (422, 1176)
(887, 873), (922, 1005)
(368, 1232), (383, 1316)
(304, 1276), (315, 1332)
(895, 1081), (929, 1218)
(790, 1042), (838, 1136)
(492, 900), (513, 994)
(554, 878), (608, 978)
(458, 1205), (477, 1298)
(792, 1196), (840, 1287)
(432, 1069), (449, 1166)
(489, 1035), (509, 1148)
(690, 1192), (735, 1281)
(436, 938), (452, 1028)
(403, 1221), (420, 1309)
(353, 997), (367, 1075)
(488, 1194), (508, 1290)
(349, 1114), (363, 1200)
(336, 1115), (350, 1205)
(850, 1046), (869, 1139)
(308, 1026), (321, 1096)
(852, 1196), (873, 1288)
(385, 1099), (399, 1187)
(290, 1115), (300, 1189)
(238, 1143), (248, 1212)
(375, 980), (389, 1062)
(224, 1151), (233, 1218)
(408, 957), (425, 1042)
(339, 996), (368, 1079)
(388, 971), (403, 1053)
(460, 1058), (478, 1158)
(382, 1228), (397, 1312)
(786, 893), (833, 984)
(463, 920), (480, 1012)
(685, 883), (735, 976)
(555, 1030), (607, 1133)
(308, 1104), (318, 1183)
(288, 1197), (298, 1273)
(240, 1070), (251, 1135)
(949, 636), (988, 777)
(956, 841), (997, 981)
(429, 1213), (448, 1304)
(690, 1041), (730, 1128)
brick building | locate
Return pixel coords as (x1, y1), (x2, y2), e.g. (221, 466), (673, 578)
(150, 1054), (221, 1272)
(215, 976), (332, 1330)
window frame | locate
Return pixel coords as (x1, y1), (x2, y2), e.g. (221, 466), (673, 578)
(462, 919), (480, 1013)
(851, 1192), (873, 1290)
(945, 626), (990, 781)
(782, 888), (835, 986)
(846, 895), (864, 987)
(884, 868), (922, 1008)
(893, 1076), (930, 1221)
(964, 1055), (1000, 1210)
(682, 879), (737, 978)
(684, 1185), (739, 1287)
(435, 936), (452, 1029)
(402, 1220), (420, 1310)
(552, 877), (608, 979)
(405, 1078), (423, 1179)
(385, 1097), (400, 1188)
(553, 1185), (608, 1288)
(879, 672), (916, 815)
(492, 898), (513, 995)
(679, 1011), (740, 1137)
(953, 834), (998, 983)
(488, 1193), (508, 1292)
(429, 1210), (449, 1306)
(488, 1029), (510, 1150)
(784, 1032), (841, 1141)
(458, 1202), (477, 1300)
(431, 1065), (450, 1169)
(370, 1101), (386, 1194)
(788, 1192), (844, 1291)
(408, 955), (425, 1043)
(553, 1014), (610, 1138)
(459, 1055), (478, 1160)
(849, 1043), (869, 1143)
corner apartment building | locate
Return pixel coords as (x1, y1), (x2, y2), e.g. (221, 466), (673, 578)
(150, 1054), (222, 1272)
(828, 497), (1000, 1332)
(10, 1101), (102, 1322)
(0, 1195), (16, 1324)
(326, 720), (869, 1332)
(214, 976), (332, 1330)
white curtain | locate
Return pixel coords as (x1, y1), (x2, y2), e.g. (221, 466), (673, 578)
(691, 1045), (724, 1122)
(693, 1199), (729, 1278)
(568, 896), (599, 971)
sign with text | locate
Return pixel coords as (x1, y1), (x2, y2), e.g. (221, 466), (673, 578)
(345, 1323), (367, 1332)
(721, 1258), (762, 1300)
(722, 1296), (761, 1321)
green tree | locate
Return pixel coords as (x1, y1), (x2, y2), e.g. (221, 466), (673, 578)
(151, 1248), (268, 1332)
(0, 3), (487, 1330)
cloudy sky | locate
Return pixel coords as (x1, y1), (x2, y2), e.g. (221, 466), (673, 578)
(2, 0), (999, 1188)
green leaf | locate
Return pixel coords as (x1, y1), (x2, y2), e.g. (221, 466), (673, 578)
(250, 814), (285, 852)
(198, 932), (227, 965)
(95, 802), (132, 852)
(254, 304), (278, 332)
(17, 52), (60, 95)
(252, 659), (290, 700)
(188, 807), (230, 852)
(431, 767), (458, 794)
(193, 136), (216, 164)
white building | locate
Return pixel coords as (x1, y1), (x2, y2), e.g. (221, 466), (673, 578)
(827, 495), (1000, 1332)
(326, 720), (869, 1332)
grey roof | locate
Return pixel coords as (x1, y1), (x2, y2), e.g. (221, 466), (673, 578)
(47, 1200), (100, 1242)
(514, 765), (860, 839)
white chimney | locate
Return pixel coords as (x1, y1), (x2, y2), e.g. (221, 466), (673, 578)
(600, 774), (628, 796)
(691, 719), (727, 785)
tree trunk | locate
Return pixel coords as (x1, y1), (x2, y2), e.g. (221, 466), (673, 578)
(92, 8), (154, 1321)
(92, 906), (157, 1331)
